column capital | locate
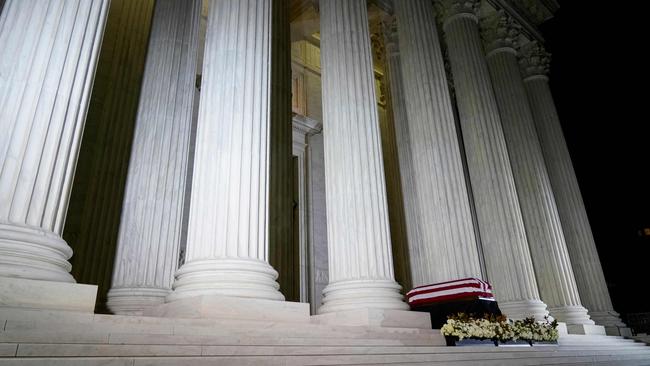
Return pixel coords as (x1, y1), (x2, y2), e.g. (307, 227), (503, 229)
(518, 41), (551, 79)
(436, 0), (481, 29)
(481, 10), (522, 56)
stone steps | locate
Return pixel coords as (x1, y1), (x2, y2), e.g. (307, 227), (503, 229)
(0, 309), (649, 365)
(631, 334), (650, 345)
(2, 350), (650, 366)
(2, 342), (649, 357)
(0, 330), (436, 346)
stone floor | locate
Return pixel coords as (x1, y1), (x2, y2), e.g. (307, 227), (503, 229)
(1, 308), (649, 365)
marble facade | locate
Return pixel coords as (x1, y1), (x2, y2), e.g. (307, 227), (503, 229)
(0, 0), (630, 338)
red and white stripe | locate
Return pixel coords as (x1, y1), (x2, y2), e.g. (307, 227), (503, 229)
(406, 278), (495, 307)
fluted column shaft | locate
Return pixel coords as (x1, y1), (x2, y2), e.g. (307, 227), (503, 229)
(318, 0), (407, 313)
(384, 38), (423, 288)
(168, 0), (287, 302)
(439, 1), (547, 320)
(483, 17), (592, 325)
(106, 0), (200, 315)
(521, 43), (626, 330)
(392, 0), (481, 287)
(0, 0), (109, 282)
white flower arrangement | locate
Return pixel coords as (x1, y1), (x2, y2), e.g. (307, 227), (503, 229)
(441, 313), (558, 343)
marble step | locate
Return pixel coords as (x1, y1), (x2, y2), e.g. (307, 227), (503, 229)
(559, 336), (646, 347)
(2, 350), (650, 366)
(3, 308), (431, 333)
(0, 330), (437, 346)
(631, 335), (650, 345)
(4, 342), (650, 358)
(1, 323), (442, 345)
(0, 309), (440, 340)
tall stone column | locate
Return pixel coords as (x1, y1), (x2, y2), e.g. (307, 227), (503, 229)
(0, 0), (109, 310)
(106, 0), (201, 315)
(520, 41), (628, 335)
(438, 0), (547, 320)
(482, 13), (595, 328)
(166, 0), (287, 303)
(384, 32), (423, 289)
(318, 0), (408, 314)
(392, 0), (482, 287)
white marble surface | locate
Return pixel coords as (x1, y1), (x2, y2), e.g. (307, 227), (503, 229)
(168, 0), (285, 302)
(107, 0), (201, 316)
(312, 308), (431, 329)
(520, 41), (627, 333)
(439, 0), (547, 320)
(145, 295), (310, 324)
(393, 0), (482, 288)
(318, 0), (407, 314)
(482, 12), (593, 326)
(0, 0), (109, 285)
(566, 324), (606, 336)
(0, 277), (97, 312)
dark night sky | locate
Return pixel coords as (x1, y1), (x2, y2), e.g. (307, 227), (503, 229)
(540, 3), (649, 318)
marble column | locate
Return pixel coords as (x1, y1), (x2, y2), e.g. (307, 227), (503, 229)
(520, 41), (628, 334)
(438, 0), (547, 320)
(482, 13), (594, 326)
(0, 1), (108, 286)
(392, 0), (482, 288)
(318, 0), (408, 313)
(167, 0), (286, 302)
(106, 0), (200, 315)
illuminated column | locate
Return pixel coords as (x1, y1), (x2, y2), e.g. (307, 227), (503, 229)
(0, 0), (108, 309)
(482, 12), (595, 328)
(167, 0), (288, 302)
(106, 0), (200, 315)
(318, 0), (408, 313)
(520, 41), (629, 335)
(438, 0), (547, 320)
(392, 0), (482, 287)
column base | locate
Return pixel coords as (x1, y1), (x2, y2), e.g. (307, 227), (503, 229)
(499, 299), (549, 321)
(548, 305), (595, 325)
(168, 258), (284, 301)
(0, 277), (97, 312)
(146, 295), (310, 323)
(318, 279), (408, 314)
(106, 287), (169, 315)
(589, 310), (626, 326)
(312, 308), (431, 329)
(566, 323), (606, 335)
(588, 310), (632, 335)
(0, 223), (74, 283)
(604, 325), (633, 337)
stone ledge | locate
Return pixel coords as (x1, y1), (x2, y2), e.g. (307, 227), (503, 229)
(145, 295), (310, 323)
(566, 324), (607, 336)
(311, 308), (433, 329)
(604, 325), (633, 337)
(0, 277), (97, 313)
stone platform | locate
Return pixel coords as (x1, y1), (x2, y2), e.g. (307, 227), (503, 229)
(0, 308), (649, 365)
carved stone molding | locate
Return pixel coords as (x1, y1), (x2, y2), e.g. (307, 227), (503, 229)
(518, 40), (551, 78)
(481, 10), (522, 55)
(436, 0), (481, 28)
